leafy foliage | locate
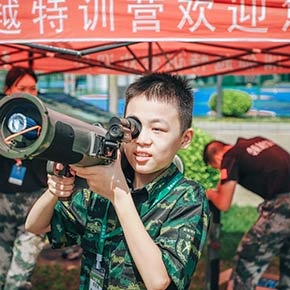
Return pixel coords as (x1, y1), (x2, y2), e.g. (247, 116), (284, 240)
(178, 127), (219, 190)
(209, 89), (252, 117)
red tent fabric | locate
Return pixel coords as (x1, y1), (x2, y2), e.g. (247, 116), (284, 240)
(0, 0), (290, 76)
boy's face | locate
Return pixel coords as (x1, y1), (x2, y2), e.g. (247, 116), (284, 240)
(124, 95), (193, 181)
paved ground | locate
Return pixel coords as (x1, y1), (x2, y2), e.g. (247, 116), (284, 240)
(194, 120), (290, 207)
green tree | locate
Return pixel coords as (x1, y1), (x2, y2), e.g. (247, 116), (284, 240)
(209, 89), (252, 117)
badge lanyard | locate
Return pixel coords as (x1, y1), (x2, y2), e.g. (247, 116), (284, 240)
(99, 171), (183, 248)
(97, 201), (111, 264)
(89, 202), (111, 290)
(8, 159), (27, 186)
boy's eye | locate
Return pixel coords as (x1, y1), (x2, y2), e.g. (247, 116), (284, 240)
(152, 127), (165, 132)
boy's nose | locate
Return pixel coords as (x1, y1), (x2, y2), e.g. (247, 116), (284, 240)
(136, 128), (151, 144)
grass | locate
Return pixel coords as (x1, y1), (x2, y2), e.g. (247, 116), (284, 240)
(219, 205), (259, 261)
(189, 205), (259, 290)
(32, 264), (80, 290)
(31, 205), (273, 290)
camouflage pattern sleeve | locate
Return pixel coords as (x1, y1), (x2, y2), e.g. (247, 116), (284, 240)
(47, 188), (91, 248)
(156, 181), (210, 290)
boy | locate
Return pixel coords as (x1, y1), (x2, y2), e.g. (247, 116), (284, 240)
(26, 73), (210, 290)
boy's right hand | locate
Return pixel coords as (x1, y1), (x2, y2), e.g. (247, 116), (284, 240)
(70, 151), (129, 203)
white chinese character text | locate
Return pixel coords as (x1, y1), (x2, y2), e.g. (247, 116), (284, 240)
(0, 0), (21, 34)
(128, 0), (164, 33)
(228, 0), (268, 33)
(178, 0), (215, 32)
(79, 0), (115, 31)
(32, 0), (68, 34)
(282, 0), (290, 31)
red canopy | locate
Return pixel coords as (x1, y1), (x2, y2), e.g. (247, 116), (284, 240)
(0, 0), (290, 76)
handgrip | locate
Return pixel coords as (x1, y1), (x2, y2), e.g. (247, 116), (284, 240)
(46, 160), (73, 177)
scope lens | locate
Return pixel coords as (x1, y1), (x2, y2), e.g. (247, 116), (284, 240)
(8, 113), (27, 133)
(109, 125), (123, 138)
(7, 113), (39, 139)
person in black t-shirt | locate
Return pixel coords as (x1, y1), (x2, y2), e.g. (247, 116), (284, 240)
(0, 67), (47, 290)
(203, 136), (290, 290)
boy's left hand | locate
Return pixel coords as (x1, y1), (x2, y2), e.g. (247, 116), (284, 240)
(47, 173), (75, 198)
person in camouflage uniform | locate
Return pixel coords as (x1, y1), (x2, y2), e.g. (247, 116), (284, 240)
(0, 67), (47, 290)
(26, 73), (210, 290)
(0, 191), (45, 290)
(203, 137), (290, 290)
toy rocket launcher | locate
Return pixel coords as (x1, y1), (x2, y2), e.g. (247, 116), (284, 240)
(0, 93), (141, 169)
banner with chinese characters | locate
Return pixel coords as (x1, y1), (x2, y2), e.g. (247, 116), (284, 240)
(0, 0), (289, 43)
(0, 0), (290, 76)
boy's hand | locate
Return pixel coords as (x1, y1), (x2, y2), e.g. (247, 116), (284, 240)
(47, 171), (75, 198)
(70, 151), (129, 203)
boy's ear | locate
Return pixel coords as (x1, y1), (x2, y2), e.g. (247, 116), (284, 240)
(180, 128), (194, 149)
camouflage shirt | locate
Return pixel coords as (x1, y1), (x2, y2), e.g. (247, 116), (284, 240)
(48, 163), (210, 290)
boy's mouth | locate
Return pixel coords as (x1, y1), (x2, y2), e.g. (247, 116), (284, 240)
(135, 152), (151, 157)
(134, 151), (152, 161)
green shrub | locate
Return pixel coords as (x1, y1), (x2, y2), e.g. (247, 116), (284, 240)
(209, 89), (252, 117)
(178, 127), (219, 190)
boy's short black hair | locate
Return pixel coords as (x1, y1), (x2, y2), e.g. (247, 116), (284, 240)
(124, 73), (193, 134)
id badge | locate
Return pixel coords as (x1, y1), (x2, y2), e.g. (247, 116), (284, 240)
(89, 268), (105, 290)
(8, 164), (27, 186)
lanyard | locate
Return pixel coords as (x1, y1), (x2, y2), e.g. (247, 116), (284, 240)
(15, 159), (22, 166)
(97, 202), (111, 254)
(142, 171), (183, 214)
(97, 171), (183, 254)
